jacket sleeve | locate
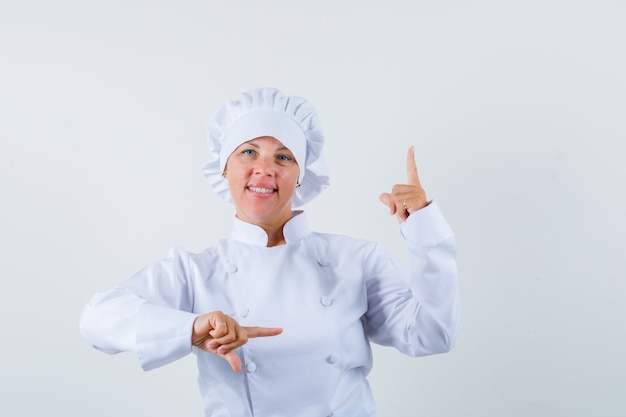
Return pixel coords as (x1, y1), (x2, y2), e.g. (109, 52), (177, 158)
(363, 200), (460, 356)
(79, 247), (199, 371)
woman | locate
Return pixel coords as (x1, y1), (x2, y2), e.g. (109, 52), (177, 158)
(80, 87), (460, 417)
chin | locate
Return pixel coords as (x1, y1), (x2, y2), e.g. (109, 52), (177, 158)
(241, 204), (291, 224)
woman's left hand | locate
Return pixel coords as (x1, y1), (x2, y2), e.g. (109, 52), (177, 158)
(379, 146), (428, 223)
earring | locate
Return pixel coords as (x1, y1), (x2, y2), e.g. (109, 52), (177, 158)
(221, 170), (227, 179)
(296, 182), (301, 188)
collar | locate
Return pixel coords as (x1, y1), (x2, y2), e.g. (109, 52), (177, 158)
(230, 210), (311, 246)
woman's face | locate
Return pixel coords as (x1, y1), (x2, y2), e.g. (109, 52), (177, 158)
(225, 136), (300, 228)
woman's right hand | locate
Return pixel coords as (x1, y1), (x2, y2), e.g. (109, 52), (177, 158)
(192, 311), (283, 372)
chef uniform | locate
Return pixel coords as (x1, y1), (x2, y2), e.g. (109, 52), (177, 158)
(80, 88), (460, 417)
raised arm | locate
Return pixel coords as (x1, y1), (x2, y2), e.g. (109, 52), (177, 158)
(366, 146), (460, 355)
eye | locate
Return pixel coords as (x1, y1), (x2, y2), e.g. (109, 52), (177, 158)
(277, 154), (293, 162)
(241, 149), (256, 156)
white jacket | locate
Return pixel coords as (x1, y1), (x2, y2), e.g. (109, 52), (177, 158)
(80, 201), (460, 417)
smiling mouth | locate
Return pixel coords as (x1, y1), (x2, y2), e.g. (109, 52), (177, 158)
(248, 186), (276, 194)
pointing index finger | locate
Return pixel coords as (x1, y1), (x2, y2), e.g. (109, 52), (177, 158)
(406, 146), (421, 187)
(244, 326), (283, 338)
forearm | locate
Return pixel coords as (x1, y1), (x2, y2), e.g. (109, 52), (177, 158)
(80, 287), (198, 371)
(401, 200), (460, 352)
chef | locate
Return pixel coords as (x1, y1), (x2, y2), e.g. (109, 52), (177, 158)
(80, 87), (460, 417)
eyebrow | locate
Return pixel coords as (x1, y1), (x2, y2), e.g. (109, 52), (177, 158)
(242, 142), (290, 152)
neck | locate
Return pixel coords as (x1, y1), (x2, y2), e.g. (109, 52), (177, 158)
(236, 211), (294, 247)
(264, 228), (287, 247)
(256, 218), (289, 247)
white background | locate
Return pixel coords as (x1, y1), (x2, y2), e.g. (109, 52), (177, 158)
(1, 1), (625, 416)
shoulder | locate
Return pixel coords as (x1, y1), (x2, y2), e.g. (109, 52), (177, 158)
(308, 231), (383, 258)
(165, 243), (224, 274)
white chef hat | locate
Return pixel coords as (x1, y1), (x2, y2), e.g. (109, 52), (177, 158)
(201, 87), (330, 207)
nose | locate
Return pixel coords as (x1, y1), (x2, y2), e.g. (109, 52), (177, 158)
(253, 156), (275, 176)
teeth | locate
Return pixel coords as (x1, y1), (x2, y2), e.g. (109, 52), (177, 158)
(249, 186), (274, 194)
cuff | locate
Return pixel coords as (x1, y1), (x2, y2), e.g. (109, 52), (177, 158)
(136, 303), (198, 371)
(400, 200), (454, 247)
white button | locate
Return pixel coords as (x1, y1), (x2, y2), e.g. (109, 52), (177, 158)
(226, 263), (238, 273)
(239, 308), (250, 318)
(317, 257), (328, 266)
(246, 362), (257, 373)
(320, 296), (333, 306)
(326, 354), (338, 364)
